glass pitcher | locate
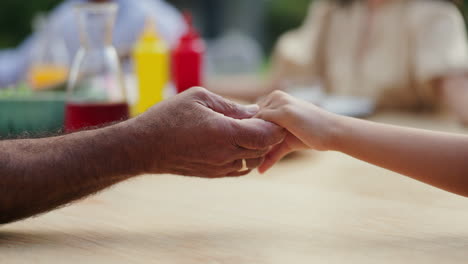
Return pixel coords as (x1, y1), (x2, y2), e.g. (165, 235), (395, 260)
(65, 3), (129, 132)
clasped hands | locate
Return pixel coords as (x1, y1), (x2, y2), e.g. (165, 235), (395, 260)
(129, 87), (334, 178)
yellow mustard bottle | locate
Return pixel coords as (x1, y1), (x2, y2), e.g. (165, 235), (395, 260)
(133, 19), (169, 115)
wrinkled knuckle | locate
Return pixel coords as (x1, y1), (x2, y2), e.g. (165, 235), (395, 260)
(190, 86), (207, 93)
(206, 119), (220, 132)
(189, 86), (208, 97)
(223, 100), (237, 113)
(229, 120), (243, 136)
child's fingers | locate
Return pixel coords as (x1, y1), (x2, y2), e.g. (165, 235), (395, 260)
(258, 142), (292, 174)
(257, 92), (274, 109)
(258, 91), (295, 109)
(255, 109), (283, 125)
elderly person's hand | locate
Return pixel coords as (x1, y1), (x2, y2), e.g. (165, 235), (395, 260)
(128, 87), (286, 177)
(0, 87), (285, 224)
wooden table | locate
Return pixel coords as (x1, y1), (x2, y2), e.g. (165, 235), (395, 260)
(2, 112), (468, 263)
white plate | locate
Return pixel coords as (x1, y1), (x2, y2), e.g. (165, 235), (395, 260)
(285, 86), (325, 105)
(286, 88), (376, 118)
(321, 96), (376, 118)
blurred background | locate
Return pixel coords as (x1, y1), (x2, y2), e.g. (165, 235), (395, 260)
(0, 0), (312, 53)
(1, 0), (467, 137)
(0, 0), (465, 52)
(1, 0), (467, 81)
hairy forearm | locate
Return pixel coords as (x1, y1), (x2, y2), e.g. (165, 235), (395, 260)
(0, 122), (144, 224)
(332, 116), (468, 196)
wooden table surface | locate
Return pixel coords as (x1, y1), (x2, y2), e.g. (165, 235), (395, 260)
(2, 112), (468, 264)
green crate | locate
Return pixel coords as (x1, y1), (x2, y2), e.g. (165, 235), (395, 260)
(0, 91), (66, 138)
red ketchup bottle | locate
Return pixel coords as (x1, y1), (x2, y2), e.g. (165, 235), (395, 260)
(172, 12), (205, 94)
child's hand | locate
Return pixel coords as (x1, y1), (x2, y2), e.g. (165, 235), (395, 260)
(255, 91), (339, 173)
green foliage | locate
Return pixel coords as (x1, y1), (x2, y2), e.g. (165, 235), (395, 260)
(0, 0), (62, 48)
(0, 0), (466, 50)
(266, 0), (312, 52)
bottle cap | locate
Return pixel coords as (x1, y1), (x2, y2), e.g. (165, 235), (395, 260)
(180, 11), (200, 43)
(141, 17), (160, 42)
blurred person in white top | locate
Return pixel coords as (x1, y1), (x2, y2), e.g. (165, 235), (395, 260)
(0, 0), (185, 88)
(209, 0), (468, 124)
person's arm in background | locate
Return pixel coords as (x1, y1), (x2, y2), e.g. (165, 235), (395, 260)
(256, 91), (468, 197)
(412, 2), (468, 125)
(0, 88), (285, 224)
(0, 37), (33, 88)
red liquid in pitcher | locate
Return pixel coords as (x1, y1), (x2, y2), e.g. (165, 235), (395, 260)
(65, 102), (129, 132)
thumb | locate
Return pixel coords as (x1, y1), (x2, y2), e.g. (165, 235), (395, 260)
(234, 118), (286, 150)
